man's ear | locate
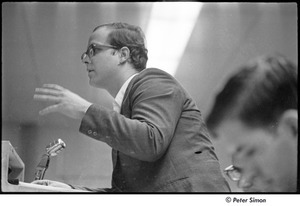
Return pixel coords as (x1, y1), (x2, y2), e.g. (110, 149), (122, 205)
(277, 109), (298, 140)
(118, 47), (130, 64)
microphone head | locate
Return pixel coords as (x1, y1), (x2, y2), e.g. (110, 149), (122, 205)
(46, 139), (66, 157)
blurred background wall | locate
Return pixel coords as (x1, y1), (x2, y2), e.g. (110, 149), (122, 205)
(2, 2), (297, 192)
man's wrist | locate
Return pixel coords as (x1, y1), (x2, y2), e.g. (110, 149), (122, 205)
(79, 102), (93, 119)
(83, 102), (93, 113)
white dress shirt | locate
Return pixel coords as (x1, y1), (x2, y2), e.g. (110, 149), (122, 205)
(113, 73), (138, 113)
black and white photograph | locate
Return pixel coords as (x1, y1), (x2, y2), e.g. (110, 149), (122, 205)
(1, 2), (298, 205)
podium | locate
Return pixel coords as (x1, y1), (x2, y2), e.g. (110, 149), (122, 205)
(1, 141), (86, 192)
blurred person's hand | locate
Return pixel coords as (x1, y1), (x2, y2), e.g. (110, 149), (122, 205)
(31, 179), (72, 189)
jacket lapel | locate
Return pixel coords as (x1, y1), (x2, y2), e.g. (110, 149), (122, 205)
(112, 73), (139, 169)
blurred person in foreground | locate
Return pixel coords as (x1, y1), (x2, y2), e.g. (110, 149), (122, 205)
(206, 54), (298, 192)
(224, 147), (271, 192)
(32, 22), (230, 192)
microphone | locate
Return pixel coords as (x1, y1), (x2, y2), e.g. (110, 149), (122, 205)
(34, 139), (66, 180)
(46, 139), (66, 157)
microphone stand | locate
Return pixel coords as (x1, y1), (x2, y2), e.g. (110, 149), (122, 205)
(34, 139), (66, 180)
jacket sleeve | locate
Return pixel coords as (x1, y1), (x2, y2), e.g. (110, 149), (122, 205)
(79, 74), (185, 162)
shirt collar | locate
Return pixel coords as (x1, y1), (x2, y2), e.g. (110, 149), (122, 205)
(113, 73), (138, 112)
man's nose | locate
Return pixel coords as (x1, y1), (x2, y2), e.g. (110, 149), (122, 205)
(81, 54), (91, 64)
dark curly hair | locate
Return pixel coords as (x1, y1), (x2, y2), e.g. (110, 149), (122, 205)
(93, 22), (148, 72)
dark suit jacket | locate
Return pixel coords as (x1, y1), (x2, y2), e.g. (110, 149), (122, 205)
(78, 68), (230, 192)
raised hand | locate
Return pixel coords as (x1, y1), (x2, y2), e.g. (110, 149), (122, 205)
(34, 84), (92, 119)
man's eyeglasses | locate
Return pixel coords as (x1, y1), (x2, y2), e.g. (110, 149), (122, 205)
(81, 43), (117, 63)
(224, 165), (241, 181)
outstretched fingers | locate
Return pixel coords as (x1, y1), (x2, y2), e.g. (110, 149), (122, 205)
(33, 94), (61, 103)
(39, 104), (61, 115)
(42, 84), (66, 91)
(35, 88), (62, 96)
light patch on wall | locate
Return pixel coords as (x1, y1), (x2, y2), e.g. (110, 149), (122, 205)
(145, 2), (203, 76)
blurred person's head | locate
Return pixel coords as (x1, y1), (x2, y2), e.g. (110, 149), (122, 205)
(206, 54), (298, 192)
(224, 146), (275, 192)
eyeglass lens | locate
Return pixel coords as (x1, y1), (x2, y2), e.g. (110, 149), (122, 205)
(227, 169), (241, 181)
(81, 45), (94, 63)
(224, 165), (241, 181)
